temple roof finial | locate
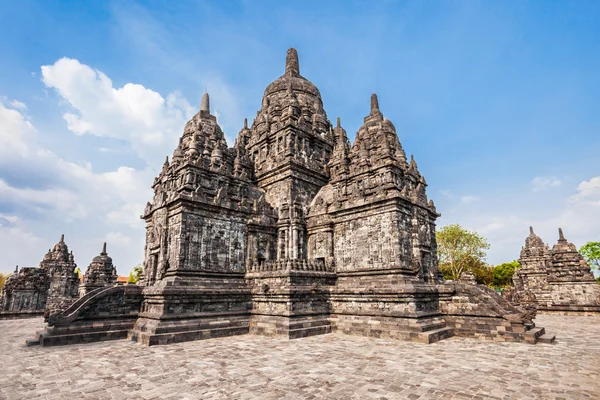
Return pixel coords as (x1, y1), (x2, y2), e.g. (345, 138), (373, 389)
(370, 93), (380, 115)
(244, 118), (248, 129)
(14, 265), (18, 273)
(200, 92), (210, 113)
(285, 48), (300, 76)
(529, 226), (534, 235)
(60, 234), (64, 243)
(337, 117), (341, 128)
(558, 228), (565, 241)
(101, 242), (107, 255)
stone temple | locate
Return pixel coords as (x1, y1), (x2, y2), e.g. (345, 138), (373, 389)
(510, 227), (600, 314)
(30, 48), (553, 346)
(1, 235), (79, 318)
(1, 236), (119, 320)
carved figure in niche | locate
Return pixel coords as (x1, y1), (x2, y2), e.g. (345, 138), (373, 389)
(419, 224), (431, 246)
(214, 187), (226, 205)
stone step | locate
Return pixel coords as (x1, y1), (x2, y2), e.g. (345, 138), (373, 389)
(130, 325), (249, 346)
(417, 327), (454, 344)
(523, 327), (545, 344)
(289, 318), (330, 330)
(420, 322), (447, 332)
(288, 325), (331, 339)
(39, 329), (130, 347)
(25, 338), (40, 347)
(537, 333), (556, 344)
(528, 327), (546, 339)
(524, 322), (535, 331)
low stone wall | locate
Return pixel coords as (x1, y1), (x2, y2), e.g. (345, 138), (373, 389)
(0, 310), (44, 320)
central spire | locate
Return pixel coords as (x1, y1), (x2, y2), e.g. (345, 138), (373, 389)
(285, 48), (300, 76)
(200, 92), (210, 113)
(370, 93), (380, 115)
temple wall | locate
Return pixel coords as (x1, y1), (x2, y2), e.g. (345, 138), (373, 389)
(179, 212), (247, 273)
(333, 208), (411, 272)
(3, 289), (47, 312)
(549, 282), (600, 306)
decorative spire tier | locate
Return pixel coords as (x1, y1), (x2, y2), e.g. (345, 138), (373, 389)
(549, 228), (595, 282)
(246, 48), (334, 200)
(80, 242), (118, 296)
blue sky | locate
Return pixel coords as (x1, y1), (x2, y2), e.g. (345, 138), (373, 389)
(1, 0), (599, 274)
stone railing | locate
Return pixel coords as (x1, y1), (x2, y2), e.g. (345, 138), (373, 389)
(247, 258), (335, 273)
(46, 285), (143, 326)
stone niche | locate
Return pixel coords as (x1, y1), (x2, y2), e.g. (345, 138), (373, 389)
(29, 48), (550, 347)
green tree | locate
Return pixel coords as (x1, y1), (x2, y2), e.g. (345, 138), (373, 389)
(493, 260), (520, 288)
(436, 224), (490, 281)
(472, 262), (494, 286)
(128, 264), (143, 283)
(73, 267), (82, 279)
(579, 242), (600, 271)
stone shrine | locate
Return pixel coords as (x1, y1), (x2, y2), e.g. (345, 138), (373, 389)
(1, 235), (79, 318)
(512, 227), (600, 314)
(79, 243), (118, 296)
(30, 48), (552, 347)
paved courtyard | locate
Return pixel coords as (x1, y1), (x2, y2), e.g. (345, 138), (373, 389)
(0, 315), (598, 400)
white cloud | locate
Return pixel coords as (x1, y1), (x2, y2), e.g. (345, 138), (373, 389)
(460, 196), (480, 204)
(9, 100), (27, 111)
(440, 189), (453, 198)
(0, 214), (19, 227)
(41, 57), (195, 169)
(106, 232), (133, 247)
(0, 55), (196, 273)
(0, 100), (36, 157)
(530, 176), (562, 192)
(569, 176), (600, 206)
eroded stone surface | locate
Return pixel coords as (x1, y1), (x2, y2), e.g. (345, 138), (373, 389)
(2, 315), (599, 399)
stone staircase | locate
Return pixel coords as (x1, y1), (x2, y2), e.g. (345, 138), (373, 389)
(509, 322), (555, 344)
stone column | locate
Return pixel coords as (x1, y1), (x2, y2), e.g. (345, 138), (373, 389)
(299, 230), (305, 259)
(277, 230), (282, 260)
(292, 228), (299, 259)
(284, 228), (289, 259)
(253, 235), (259, 263)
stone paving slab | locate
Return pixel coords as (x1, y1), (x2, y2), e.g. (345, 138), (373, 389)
(0, 315), (598, 399)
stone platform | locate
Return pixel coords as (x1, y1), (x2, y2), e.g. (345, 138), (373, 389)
(1, 315), (598, 399)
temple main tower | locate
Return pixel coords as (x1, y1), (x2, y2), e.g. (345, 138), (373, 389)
(246, 48), (334, 261)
